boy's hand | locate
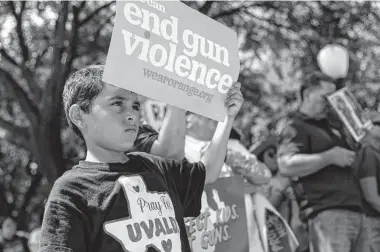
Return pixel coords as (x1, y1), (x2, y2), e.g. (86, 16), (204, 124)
(225, 82), (244, 118)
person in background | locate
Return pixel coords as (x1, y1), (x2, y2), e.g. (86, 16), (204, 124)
(185, 112), (266, 180)
(354, 145), (380, 252)
(250, 136), (309, 252)
(350, 114), (380, 252)
(277, 71), (369, 252)
(0, 216), (29, 252)
(184, 112), (270, 252)
(250, 136), (292, 211)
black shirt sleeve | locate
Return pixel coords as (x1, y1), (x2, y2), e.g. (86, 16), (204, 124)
(38, 176), (87, 252)
(154, 157), (206, 217)
(277, 120), (310, 158)
(129, 124), (159, 153)
(355, 146), (380, 179)
(39, 202), (86, 252)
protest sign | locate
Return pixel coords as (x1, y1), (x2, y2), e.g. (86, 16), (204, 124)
(328, 87), (373, 142)
(143, 99), (167, 131)
(103, 0), (240, 121)
(253, 193), (299, 252)
(184, 176), (248, 252)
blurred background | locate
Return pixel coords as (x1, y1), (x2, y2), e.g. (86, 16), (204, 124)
(0, 0), (380, 248)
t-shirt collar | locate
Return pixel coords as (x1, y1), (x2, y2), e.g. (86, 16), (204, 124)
(74, 154), (137, 172)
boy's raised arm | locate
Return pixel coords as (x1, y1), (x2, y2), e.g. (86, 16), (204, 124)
(201, 82), (244, 184)
(150, 105), (186, 160)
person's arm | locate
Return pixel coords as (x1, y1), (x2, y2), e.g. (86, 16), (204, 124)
(356, 145), (380, 213)
(278, 151), (332, 178)
(39, 201), (86, 252)
(266, 176), (291, 208)
(267, 189), (285, 208)
(200, 82), (243, 184)
(201, 117), (234, 184)
(150, 105), (186, 160)
(277, 120), (355, 178)
(278, 146), (356, 178)
(360, 177), (380, 213)
(276, 120), (325, 178)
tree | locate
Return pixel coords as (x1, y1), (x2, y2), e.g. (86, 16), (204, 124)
(0, 0), (116, 229)
(1, 0), (380, 231)
(0, 1), (116, 184)
(219, 1), (380, 145)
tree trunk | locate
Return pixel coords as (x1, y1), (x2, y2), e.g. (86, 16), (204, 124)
(30, 113), (65, 185)
(16, 172), (43, 230)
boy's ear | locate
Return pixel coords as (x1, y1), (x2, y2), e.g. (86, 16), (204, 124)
(68, 104), (86, 129)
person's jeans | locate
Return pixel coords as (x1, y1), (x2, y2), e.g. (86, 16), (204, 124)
(367, 216), (380, 252)
(308, 209), (369, 252)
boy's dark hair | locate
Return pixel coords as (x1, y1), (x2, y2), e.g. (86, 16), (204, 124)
(62, 65), (105, 138)
(300, 71), (335, 101)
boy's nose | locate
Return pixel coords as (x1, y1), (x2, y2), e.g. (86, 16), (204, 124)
(125, 114), (136, 123)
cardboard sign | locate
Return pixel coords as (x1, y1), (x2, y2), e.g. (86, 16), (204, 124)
(253, 193), (299, 252)
(184, 176), (249, 252)
(266, 209), (293, 252)
(328, 87), (373, 142)
(103, 0), (240, 121)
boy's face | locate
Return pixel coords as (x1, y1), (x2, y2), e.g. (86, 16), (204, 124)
(81, 84), (141, 152)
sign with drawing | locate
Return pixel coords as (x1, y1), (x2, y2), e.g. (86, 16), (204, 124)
(184, 176), (249, 252)
(328, 87), (373, 142)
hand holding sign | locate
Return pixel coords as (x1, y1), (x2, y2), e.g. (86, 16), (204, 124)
(225, 82), (243, 118)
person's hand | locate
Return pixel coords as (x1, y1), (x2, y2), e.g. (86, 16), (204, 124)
(361, 125), (380, 151)
(284, 186), (296, 200)
(326, 146), (356, 167)
(225, 82), (244, 118)
(270, 175), (291, 193)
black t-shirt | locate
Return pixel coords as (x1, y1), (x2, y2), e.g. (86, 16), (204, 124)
(277, 112), (363, 219)
(128, 124), (159, 153)
(356, 145), (380, 217)
(38, 152), (206, 252)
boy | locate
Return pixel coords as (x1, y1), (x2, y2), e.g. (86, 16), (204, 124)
(38, 65), (243, 252)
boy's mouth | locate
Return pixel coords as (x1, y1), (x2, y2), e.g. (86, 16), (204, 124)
(125, 126), (137, 132)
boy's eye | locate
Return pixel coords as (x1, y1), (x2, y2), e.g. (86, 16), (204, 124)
(111, 101), (123, 107)
(133, 102), (140, 111)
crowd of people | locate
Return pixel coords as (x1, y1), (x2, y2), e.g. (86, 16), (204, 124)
(1, 64), (380, 252)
